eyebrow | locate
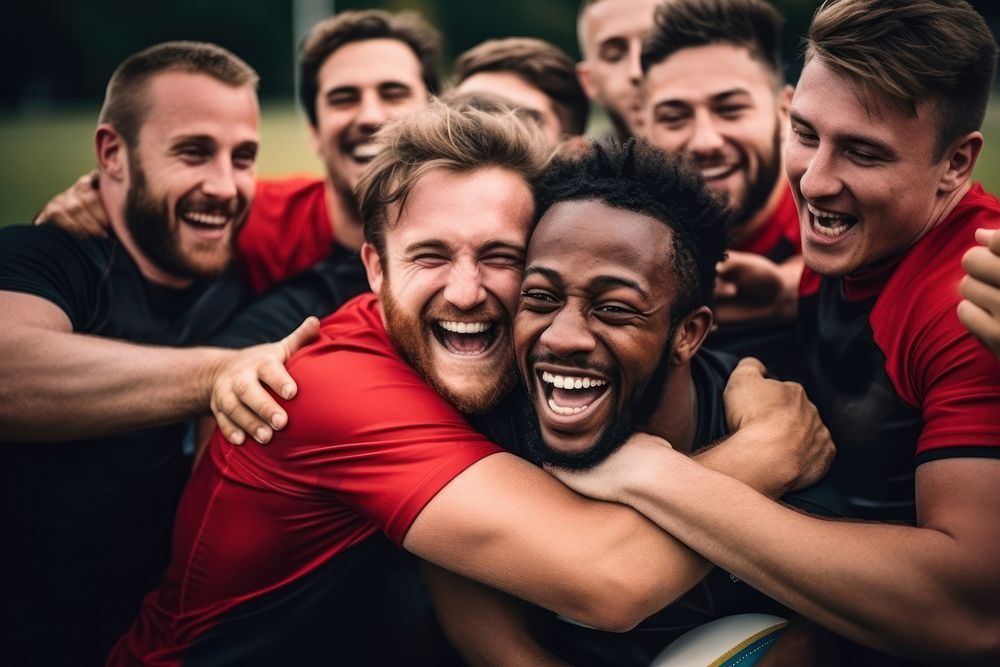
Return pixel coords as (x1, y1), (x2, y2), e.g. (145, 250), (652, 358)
(524, 266), (648, 299)
(789, 110), (897, 157)
(404, 240), (451, 254)
(712, 88), (753, 103)
(653, 87), (753, 110)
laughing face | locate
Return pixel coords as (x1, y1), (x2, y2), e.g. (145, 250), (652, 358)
(786, 59), (960, 277)
(310, 38), (429, 205)
(124, 71), (258, 279)
(644, 43), (786, 232)
(363, 167), (535, 415)
(515, 199), (680, 468)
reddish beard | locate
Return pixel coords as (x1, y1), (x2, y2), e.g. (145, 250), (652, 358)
(380, 282), (516, 415)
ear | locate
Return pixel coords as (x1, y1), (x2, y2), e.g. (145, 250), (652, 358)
(95, 124), (127, 182)
(777, 84), (794, 143)
(939, 130), (983, 194)
(360, 242), (384, 294)
(671, 306), (713, 367)
(307, 120), (323, 158)
(576, 61), (599, 102)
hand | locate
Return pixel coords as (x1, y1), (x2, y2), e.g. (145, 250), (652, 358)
(714, 252), (801, 324)
(958, 228), (1000, 361)
(723, 358), (835, 493)
(34, 170), (110, 237)
(545, 432), (674, 506)
(206, 317), (320, 445)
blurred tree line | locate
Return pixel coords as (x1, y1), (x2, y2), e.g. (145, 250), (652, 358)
(2, 0), (999, 112)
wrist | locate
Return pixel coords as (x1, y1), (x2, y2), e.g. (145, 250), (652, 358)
(622, 445), (693, 515)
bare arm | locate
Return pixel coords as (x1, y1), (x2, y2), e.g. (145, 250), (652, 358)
(0, 290), (318, 444)
(959, 228), (1000, 361)
(552, 443), (1000, 661)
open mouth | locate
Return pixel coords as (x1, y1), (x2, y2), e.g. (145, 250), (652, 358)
(180, 209), (231, 235)
(698, 162), (740, 182)
(806, 202), (857, 239)
(433, 320), (501, 356)
(348, 141), (381, 166)
(538, 369), (610, 417)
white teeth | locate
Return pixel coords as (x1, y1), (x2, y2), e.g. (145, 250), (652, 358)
(547, 397), (589, 416)
(184, 212), (228, 226)
(351, 143), (380, 160)
(438, 321), (491, 334)
(541, 371), (607, 390)
(806, 202), (853, 237)
(700, 164), (735, 180)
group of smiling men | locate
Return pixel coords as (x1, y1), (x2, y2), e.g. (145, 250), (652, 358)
(2, 0), (1000, 665)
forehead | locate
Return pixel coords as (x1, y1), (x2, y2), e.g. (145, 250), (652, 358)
(580, 0), (659, 52)
(455, 72), (557, 118)
(318, 38), (425, 90)
(529, 199), (672, 281)
(646, 43), (776, 103)
(390, 167), (535, 247)
(140, 70), (260, 141)
(791, 59), (936, 154)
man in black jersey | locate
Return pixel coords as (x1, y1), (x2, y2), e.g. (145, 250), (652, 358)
(424, 139), (829, 666)
(0, 42), (313, 665)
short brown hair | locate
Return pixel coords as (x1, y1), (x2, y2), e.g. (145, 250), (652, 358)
(99, 41), (258, 149)
(298, 10), (441, 127)
(454, 38), (590, 136)
(641, 0), (784, 82)
(807, 0), (998, 158)
(357, 97), (550, 259)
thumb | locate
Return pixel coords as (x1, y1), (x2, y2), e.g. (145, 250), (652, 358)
(732, 356), (768, 379)
(280, 316), (321, 359)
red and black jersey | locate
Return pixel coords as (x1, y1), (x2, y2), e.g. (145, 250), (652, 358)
(796, 183), (1000, 523)
(236, 176), (335, 295)
(707, 182), (803, 379)
(110, 294), (501, 665)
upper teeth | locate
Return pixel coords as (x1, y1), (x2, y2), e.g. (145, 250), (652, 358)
(185, 212), (227, 226)
(806, 203), (849, 220)
(352, 143), (380, 160)
(700, 164), (734, 179)
(541, 371), (607, 390)
(439, 321), (491, 334)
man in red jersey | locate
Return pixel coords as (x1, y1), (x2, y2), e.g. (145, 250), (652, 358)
(110, 99), (832, 665)
(639, 0), (802, 378)
(552, 1), (1000, 663)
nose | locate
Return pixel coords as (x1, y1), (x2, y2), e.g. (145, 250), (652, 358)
(539, 302), (597, 358)
(796, 144), (843, 201)
(202, 158), (238, 200)
(627, 40), (643, 85)
(355, 91), (389, 130)
(442, 258), (487, 311)
(687, 110), (725, 155)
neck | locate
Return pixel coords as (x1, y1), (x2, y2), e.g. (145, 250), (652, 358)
(731, 174), (787, 246)
(101, 175), (193, 290)
(326, 180), (364, 251)
(643, 365), (698, 454)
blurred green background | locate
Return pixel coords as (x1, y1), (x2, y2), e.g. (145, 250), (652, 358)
(2, 0), (999, 226)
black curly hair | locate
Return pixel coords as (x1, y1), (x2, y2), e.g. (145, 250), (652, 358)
(534, 138), (730, 321)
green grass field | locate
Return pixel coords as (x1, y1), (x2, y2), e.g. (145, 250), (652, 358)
(3, 100), (1000, 226)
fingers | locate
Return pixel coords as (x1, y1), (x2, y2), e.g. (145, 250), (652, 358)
(957, 299), (1000, 358)
(963, 245), (1000, 289)
(280, 317), (321, 361)
(731, 356), (768, 378)
(974, 227), (1000, 252)
(961, 274), (1000, 316)
(213, 384), (276, 444)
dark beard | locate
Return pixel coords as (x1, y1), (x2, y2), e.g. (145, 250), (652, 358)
(381, 282), (516, 415)
(124, 154), (246, 280)
(521, 329), (678, 471)
(731, 123), (783, 229)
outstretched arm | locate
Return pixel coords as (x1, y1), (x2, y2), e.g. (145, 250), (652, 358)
(0, 290), (317, 444)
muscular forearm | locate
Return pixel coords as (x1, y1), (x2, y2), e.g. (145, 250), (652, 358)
(622, 449), (1000, 661)
(0, 324), (229, 441)
(423, 562), (568, 667)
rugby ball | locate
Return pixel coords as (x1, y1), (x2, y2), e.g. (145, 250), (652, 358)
(650, 613), (789, 667)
